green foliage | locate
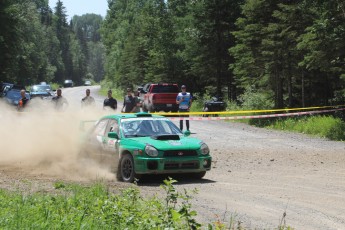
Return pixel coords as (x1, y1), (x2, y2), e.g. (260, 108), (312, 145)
(0, 178), (204, 229)
(99, 80), (124, 99)
(0, 0), (104, 87)
(268, 115), (345, 141)
(237, 86), (274, 110)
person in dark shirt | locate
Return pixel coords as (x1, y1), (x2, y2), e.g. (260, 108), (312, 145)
(52, 88), (68, 111)
(17, 89), (29, 111)
(103, 89), (117, 110)
(121, 88), (137, 113)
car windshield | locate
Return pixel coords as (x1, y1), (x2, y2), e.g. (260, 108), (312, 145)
(31, 85), (51, 92)
(121, 118), (182, 138)
(151, 85), (179, 93)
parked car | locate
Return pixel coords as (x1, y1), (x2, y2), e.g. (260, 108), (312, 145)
(3, 85), (30, 106)
(29, 84), (53, 99)
(64, 79), (74, 88)
(1, 82), (13, 97)
(84, 80), (92, 86)
(202, 96), (227, 117)
(141, 83), (179, 112)
(79, 112), (212, 182)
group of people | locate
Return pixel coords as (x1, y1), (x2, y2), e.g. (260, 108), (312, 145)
(17, 84), (193, 131)
(102, 88), (140, 113)
(17, 88), (68, 112)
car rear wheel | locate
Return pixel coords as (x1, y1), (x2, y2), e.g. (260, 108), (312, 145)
(119, 154), (140, 183)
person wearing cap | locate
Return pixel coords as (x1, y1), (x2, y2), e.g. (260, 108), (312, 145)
(176, 85), (193, 131)
(121, 88), (137, 113)
(103, 89), (117, 110)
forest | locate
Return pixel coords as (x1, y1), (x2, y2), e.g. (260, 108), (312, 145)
(1, 0), (345, 108)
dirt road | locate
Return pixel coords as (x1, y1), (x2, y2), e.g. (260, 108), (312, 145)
(1, 86), (345, 229)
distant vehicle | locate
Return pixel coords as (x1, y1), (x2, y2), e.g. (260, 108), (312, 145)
(141, 83), (179, 112)
(29, 84), (53, 99)
(40, 82), (47, 85)
(3, 86), (30, 106)
(1, 83), (13, 97)
(84, 80), (92, 86)
(202, 96), (227, 117)
(64, 80), (74, 88)
(79, 112), (212, 182)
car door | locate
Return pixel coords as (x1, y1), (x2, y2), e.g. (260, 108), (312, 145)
(102, 118), (120, 171)
(85, 119), (109, 162)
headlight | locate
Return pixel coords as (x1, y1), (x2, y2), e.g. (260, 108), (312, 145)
(145, 145), (159, 157)
(200, 142), (210, 155)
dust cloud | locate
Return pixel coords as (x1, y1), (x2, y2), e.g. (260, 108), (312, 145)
(0, 98), (116, 182)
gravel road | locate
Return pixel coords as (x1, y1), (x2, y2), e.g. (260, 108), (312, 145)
(1, 85), (345, 230)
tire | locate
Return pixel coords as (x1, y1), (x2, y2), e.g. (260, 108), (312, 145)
(191, 171), (206, 179)
(118, 154), (140, 183)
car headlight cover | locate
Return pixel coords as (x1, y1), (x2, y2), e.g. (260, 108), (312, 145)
(200, 142), (210, 155)
(145, 145), (159, 157)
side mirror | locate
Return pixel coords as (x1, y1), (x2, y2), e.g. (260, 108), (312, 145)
(108, 132), (119, 139)
(183, 130), (191, 137)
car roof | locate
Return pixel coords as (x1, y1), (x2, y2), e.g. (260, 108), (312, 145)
(101, 113), (165, 121)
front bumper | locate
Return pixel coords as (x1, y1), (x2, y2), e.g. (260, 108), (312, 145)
(134, 156), (212, 174)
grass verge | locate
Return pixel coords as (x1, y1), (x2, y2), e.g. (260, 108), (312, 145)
(0, 178), (293, 230)
(266, 115), (345, 141)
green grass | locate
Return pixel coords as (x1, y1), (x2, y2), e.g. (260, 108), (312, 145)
(0, 179), (202, 230)
(0, 179), (293, 230)
(267, 115), (345, 141)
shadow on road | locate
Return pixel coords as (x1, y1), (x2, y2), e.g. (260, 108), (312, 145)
(136, 174), (215, 186)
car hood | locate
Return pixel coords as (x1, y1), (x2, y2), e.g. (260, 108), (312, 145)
(123, 136), (202, 150)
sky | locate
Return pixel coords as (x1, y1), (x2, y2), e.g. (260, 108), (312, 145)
(48, 0), (108, 20)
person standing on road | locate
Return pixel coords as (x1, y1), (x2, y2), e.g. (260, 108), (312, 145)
(81, 88), (95, 108)
(176, 85), (192, 131)
(121, 88), (137, 113)
(17, 89), (29, 111)
(52, 88), (68, 111)
(103, 89), (117, 110)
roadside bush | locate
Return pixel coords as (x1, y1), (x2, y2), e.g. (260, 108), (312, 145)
(190, 92), (204, 112)
(268, 115), (345, 141)
(237, 86), (274, 126)
(100, 79), (123, 99)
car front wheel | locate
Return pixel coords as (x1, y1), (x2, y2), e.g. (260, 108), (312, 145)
(119, 154), (140, 183)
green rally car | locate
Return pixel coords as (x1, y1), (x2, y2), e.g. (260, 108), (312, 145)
(80, 112), (212, 182)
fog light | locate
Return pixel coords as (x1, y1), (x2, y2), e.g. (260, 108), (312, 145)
(203, 159), (211, 168)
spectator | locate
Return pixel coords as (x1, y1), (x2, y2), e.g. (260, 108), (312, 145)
(81, 88), (95, 108)
(52, 88), (68, 111)
(121, 88), (137, 113)
(103, 89), (117, 110)
(17, 89), (29, 111)
(176, 85), (192, 131)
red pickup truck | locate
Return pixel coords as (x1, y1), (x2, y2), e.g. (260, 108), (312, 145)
(140, 83), (179, 112)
